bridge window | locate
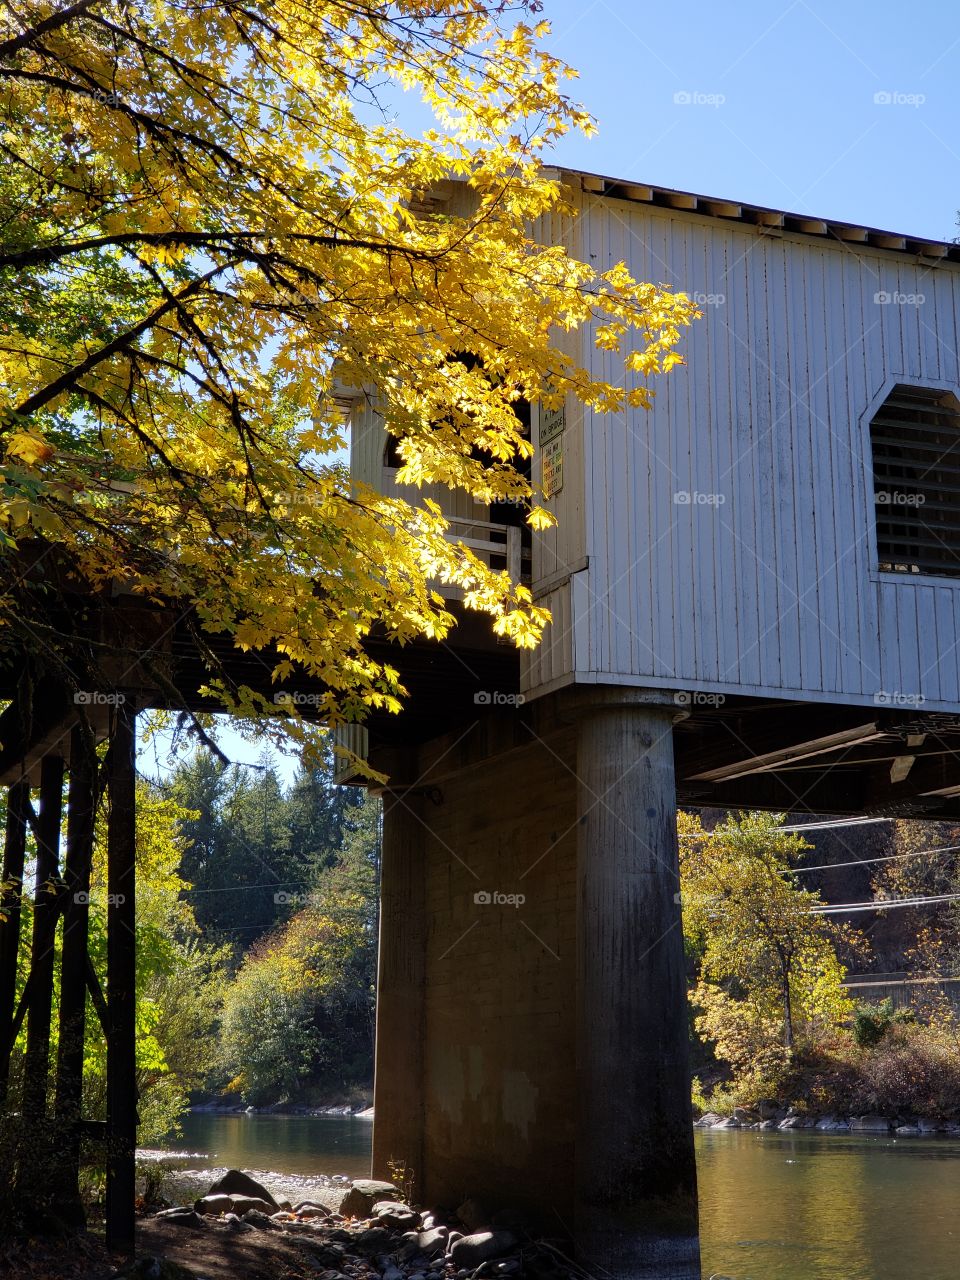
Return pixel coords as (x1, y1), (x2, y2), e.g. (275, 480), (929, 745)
(870, 385), (960, 577)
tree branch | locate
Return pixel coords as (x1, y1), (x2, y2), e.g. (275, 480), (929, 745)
(0, 0), (100, 60)
(9, 258), (239, 420)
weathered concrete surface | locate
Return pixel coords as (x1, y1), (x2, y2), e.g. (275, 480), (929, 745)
(371, 689), (699, 1275)
(575, 691), (699, 1278)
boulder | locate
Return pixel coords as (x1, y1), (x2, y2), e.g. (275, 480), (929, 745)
(849, 1115), (891, 1132)
(223, 1213), (255, 1233)
(417, 1227), (449, 1258)
(712, 1117), (739, 1129)
(242, 1208), (280, 1230)
(295, 1200), (332, 1219)
(448, 1231), (518, 1269)
(694, 1112), (721, 1128)
(373, 1200), (420, 1229)
(896, 1125), (920, 1136)
(194, 1194), (234, 1216)
(154, 1207), (204, 1229)
(231, 1196), (279, 1217)
(208, 1169), (280, 1211)
(381, 1268), (405, 1280)
(758, 1119), (777, 1130)
(340, 1179), (401, 1219)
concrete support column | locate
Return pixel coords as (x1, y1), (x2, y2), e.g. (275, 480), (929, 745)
(372, 790), (425, 1192)
(574, 690), (699, 1279)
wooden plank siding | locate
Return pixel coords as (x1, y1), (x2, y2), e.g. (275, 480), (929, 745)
(346, 178), (960, 714)
(531, 191), (960, 711)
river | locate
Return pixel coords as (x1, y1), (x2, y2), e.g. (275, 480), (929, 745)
(154, 1116), (960, 1279)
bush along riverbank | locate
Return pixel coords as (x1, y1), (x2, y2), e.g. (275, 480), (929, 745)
(692, 1015), (960, 1135)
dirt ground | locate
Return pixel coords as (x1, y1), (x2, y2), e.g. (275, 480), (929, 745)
(0, 1216), (368, 1280)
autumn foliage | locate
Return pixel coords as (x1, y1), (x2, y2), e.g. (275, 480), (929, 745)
(0, 0), (697, 727)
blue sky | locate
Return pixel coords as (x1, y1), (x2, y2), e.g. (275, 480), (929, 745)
(538, 0), (959, 241)
(151, 0), (959, 784)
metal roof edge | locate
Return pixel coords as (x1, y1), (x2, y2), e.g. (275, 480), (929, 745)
(554, 167), (960, 263)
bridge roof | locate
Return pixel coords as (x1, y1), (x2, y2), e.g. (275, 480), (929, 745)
(557, 166), (960, 264)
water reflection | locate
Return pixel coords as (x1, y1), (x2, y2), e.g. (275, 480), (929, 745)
(697, 1129), (960, 1280)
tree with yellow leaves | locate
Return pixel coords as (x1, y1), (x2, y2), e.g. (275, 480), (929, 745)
(0, 0), (696, 730)
(679, 811), (858, 1080)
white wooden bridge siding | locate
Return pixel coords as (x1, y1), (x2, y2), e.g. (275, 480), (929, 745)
(541, 195), (960, 712)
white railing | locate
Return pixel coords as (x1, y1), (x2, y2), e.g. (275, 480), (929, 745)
(443, 515), (525, 583)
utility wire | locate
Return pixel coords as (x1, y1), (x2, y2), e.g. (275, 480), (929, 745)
(679, 816), (897, 839)
(812, 892), (960, 915)
(791, 842), (960, 874)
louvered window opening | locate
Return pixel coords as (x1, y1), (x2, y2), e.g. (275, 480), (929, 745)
(871, 386), (960, 577)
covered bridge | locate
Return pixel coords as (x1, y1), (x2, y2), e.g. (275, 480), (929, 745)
(345, 171), (960, 1279)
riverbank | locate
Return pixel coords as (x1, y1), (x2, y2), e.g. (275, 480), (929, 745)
(189, 1100), (375, 1119)
(696, 1105), (960, 1135)
(134, 1169), (564, 1280)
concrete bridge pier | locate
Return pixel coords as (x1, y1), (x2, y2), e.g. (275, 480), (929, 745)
(574, 690), (699, 1278)
(370, 687), (699, 1275)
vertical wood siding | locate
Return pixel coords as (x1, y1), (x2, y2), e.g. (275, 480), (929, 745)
(564, 197), (960, 710)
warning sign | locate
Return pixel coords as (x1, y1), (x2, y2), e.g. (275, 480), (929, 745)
(542, 436), (564, 498)
(539, 402), (566, 446)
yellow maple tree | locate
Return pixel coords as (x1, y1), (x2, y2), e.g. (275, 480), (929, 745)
(0, 0), (697, 732)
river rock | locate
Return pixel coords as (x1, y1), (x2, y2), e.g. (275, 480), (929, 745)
(295, 1200), (333, 1218)
(896, 1125), (921, 1135)
(237, 1195), (282, 1216)
(155, 1207), (205, 1229)
(223, 1213), (255, 1233)
(356, 1227), (393, 1252)
(849, 1115), (891, 1132)
(417, 1226), (449, 1258)
(242, 1208), (280, 1230)
(758, 1119), (777, 1130)
(695, 1112), (721, 1127)
(712, 1117), (739, 1129)
(373, 1200), (421, 1229)
(208, 1169), (280, 1211)
(340, 1179), (401, 1218)
(194, 1194), (235, 1216)
(448, 1231), (518, 1269)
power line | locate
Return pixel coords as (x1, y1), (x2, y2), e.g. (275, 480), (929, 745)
(812, 892), (960, 915)
(679, 816), (896, 840)
(779, 817), (895, 833)
(792, 842), (960, 874)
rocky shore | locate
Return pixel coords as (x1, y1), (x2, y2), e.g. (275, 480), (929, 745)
(695, 1105), (960, 1135)
(121, 1168), (574, 1280)
(188, 1101), (375, 1118)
